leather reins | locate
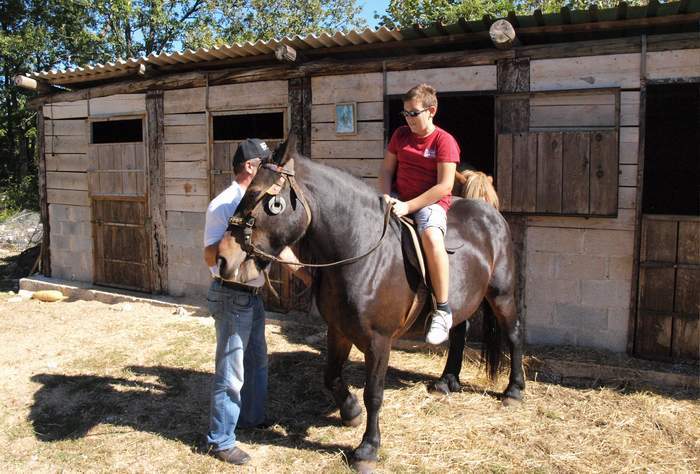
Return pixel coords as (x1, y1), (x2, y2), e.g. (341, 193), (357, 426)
(227, 162), (395, 268)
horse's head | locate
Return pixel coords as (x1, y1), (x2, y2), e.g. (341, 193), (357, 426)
(218, 136), (311, 282)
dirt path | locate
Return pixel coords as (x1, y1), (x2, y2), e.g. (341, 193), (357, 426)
(0, 294), (698, 473)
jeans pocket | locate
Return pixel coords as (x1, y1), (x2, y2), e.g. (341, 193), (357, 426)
(207, 290), (227, 316)
(231, 293), (252, 308)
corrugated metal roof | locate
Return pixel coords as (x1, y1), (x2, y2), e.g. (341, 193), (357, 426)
(27, 0), (700, 86)
(28, 26), (404, 84)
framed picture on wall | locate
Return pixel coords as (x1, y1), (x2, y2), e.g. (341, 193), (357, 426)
(335, 102), (357, 135)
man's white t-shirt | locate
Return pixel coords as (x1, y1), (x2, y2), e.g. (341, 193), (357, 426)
(204, 182), (244, 247)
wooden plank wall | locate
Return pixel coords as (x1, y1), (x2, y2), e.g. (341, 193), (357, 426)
(386, 65), (497, 95)
(311, 73), (384, 190)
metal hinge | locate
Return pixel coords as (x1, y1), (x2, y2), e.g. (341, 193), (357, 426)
(210, 169), (222, 175)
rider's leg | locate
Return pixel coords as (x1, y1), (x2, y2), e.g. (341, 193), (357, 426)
(414, 204), (452, 345)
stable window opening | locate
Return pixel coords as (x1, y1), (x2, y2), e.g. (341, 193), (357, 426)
(92, 119), (143, 144)
(213, 112), (284, 141)
(387, 94), (495, 176)
(642, 83), (700, 216)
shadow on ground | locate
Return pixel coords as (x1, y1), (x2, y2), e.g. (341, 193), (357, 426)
(28, 351), (435, 454)
(0, 244), (39, 292)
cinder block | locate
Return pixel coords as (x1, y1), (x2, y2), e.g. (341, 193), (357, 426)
(607, 307), (633, 334)
(168, 278), (186, 297)
(524, 301), (554, 326)
(167, 211), (184, 229)
(526, 252), (556, 279)
(618, 187), (637, 210)
(60, 221), (92, 237)
(168, 228), (198, 247)
(607, 256), (633, 280)
(527, 227), (584, 254)
(50, 234), (73, 252)
(526, 325), (576, 345)
(556, 255), (607, 280)
(580, 280), (631, 309)
(182, 211), (206, 230)
(48, 204), (70, 222)
(67, 205), (91, 222)
(583, 229), (634, 257)
(576, 328), (627, 352)
(526, 277), (579, 305)
(554, 303), (608, 330)
(70, 237), (93, 253)
(180, 246), (204, 265)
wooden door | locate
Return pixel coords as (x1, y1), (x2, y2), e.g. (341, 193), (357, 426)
(88, 138), (152, 292)
(635, 215), (699, 362)
(92, 198), (152, 292)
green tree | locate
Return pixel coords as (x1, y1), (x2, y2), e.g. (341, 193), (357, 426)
(377, 0), (649, 28)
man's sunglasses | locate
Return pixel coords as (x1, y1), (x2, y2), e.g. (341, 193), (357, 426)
(399, 108), (430, 118)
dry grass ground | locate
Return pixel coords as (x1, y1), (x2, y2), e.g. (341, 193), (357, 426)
(0, 293), (698, 473)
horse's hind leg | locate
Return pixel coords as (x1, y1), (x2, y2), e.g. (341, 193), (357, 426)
(487, 293), (525, 403)
(429, 321), (467, 394)
(325, 327), (362, 427)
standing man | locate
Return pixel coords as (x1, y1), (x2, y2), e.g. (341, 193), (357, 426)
(203, 138), (308, 465)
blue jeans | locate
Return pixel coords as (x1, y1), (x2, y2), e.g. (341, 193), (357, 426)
(206, 280), (268, 452)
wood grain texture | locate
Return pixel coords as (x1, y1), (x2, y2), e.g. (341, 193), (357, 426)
(387, 65), (496, 94)
(562, 131), (590, 214)
(536, 132), (563, 213)
(589, 130), (618, 215)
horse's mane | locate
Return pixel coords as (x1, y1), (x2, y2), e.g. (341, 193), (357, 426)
(457, 170), (500, 210)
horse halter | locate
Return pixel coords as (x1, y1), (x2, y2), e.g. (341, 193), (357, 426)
(227, 162), (312, 257)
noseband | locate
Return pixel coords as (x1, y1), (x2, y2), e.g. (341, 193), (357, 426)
(227, 162), (395, 269)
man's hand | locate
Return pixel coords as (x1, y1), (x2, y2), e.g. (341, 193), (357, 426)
(209, 264), (221, 279)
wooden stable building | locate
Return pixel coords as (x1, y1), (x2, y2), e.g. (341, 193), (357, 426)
(20, 2), (699, 362)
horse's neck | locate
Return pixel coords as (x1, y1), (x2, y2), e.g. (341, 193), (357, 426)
(297, 159), (388, 261)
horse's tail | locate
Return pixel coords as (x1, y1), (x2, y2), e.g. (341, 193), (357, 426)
(459, 170), (500, 210)
(481, 300), (504, 381)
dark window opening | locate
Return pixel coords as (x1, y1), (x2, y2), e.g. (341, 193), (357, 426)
(643, 83), (700, 216)
(92, 119), (143, 144)
(387, 94), (495, 176)
(213, 112), (284, 141)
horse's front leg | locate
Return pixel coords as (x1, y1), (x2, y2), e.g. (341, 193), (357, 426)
(325, 327), (362, 426)
(352, 334), (391, 472)
(429, 320), (468, 395)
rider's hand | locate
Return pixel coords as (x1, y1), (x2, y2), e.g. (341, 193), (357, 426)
(382, 194), (393, 205)
(391, 200), (410, 217)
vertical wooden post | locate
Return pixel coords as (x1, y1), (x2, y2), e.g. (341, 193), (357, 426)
(628, 34), (648, 355)
(289, 76), (312, 156)
(37, 108), (51, 276)
(497, 57), (530, 338)
(146, 90), (168, 293)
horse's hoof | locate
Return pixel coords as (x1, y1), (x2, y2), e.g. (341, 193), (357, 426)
(502, 396), (522, 407)
(342, 413), (363, 427)
(445, 374), (462, 393)
(352, 459), (376, 474)
(428, 380), (450, 396)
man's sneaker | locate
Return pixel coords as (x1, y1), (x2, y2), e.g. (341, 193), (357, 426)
(425, 309), (452, 345)
(214, 446), (251, 465)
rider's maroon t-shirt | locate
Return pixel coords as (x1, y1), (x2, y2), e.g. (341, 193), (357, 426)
(387, 126), (460, 211)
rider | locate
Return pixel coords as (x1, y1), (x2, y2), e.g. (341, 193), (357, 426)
(203, 138), (309, 465)
(380, 83), (460, 345)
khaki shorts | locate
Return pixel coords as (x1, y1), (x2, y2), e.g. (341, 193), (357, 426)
(413, 204), (447, 235)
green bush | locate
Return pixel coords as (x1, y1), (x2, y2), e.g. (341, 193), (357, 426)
(0, 174), (39, 222)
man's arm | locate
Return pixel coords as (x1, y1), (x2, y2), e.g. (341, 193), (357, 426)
(279, 246), (312, 287)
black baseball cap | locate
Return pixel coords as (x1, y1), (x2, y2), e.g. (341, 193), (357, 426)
(232, 138), (272, 167)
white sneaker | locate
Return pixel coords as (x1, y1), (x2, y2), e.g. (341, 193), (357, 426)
(425, 309), (452, 345)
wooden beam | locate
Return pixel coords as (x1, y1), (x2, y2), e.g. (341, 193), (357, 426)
(146, 90), (168, 294)
(534, 9), (545, 26)
(275, 44), (298, 63)
(490, 19), (520, 49)
(14, 75), (38, 90)
(36, 109), (51, 276)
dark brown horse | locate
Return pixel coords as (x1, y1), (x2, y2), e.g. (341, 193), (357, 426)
(218, 138), (524, 471)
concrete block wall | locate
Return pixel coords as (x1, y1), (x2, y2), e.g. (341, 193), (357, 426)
(48, 203), (93, 282)
(525, 226), (634, 351)
(167, 210), (210, 297)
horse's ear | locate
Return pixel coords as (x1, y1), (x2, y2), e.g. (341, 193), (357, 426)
(272, 135), (299, 166)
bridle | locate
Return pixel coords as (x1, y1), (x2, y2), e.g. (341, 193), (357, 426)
(227, 162), (394, 268)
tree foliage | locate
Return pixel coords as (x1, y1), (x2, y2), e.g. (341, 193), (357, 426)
(0, 0), (365, 210)
(377, 0), (649, 28)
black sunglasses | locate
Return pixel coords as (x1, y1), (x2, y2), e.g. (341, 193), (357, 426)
(399, 108), (430, 118)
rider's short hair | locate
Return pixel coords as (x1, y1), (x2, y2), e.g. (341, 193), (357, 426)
(403, 83), (437, 108)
